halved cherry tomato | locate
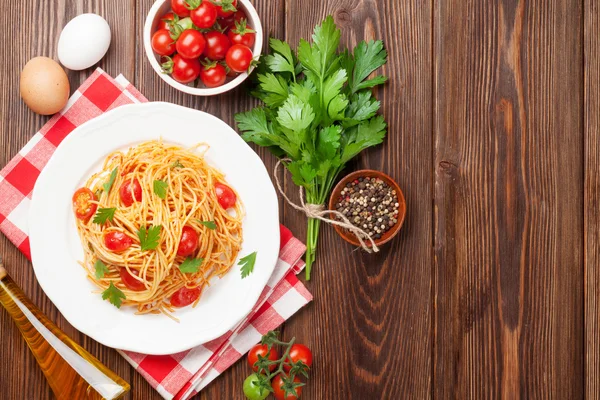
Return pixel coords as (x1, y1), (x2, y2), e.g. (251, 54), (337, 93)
(227, 19), (255, 48)
(73, 188), (98, 223)
(213, 0), (238, 18)
(170, 286), (201, 307)
(171, 0), (190, 17)
(203, 31), (231, 61)
(283, 344), (313, 372)
(215, 182), (236, 209)
(158, 12), (176, 30)
(152, 29), (176, 56)
(119, 179), (142, 207)
(200, 63), (227, 88)
(119, 268), (146, 291)
(176, 30), (206, 59)
(177, 226), (199, 257)
(247, 344), (279, 372)
(104, 231), (133, 252)
(272, 374), (302, 400)
(225, 44), (253, 73)
(190, 0), (218, 29)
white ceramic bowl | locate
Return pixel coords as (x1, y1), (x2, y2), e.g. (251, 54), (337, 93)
(143, 0), (263, 96)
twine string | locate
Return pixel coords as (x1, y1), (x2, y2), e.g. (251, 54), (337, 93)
(274, 159), (379, 253)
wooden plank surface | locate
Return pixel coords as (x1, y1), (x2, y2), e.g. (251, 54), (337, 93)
(281, 0), (433, 399)
(434, 0), (584, 398)
(0, 0), (597, 399)
(585, 0), (600, 398)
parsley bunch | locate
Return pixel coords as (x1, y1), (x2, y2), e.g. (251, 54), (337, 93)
(235, 16), (388, 280)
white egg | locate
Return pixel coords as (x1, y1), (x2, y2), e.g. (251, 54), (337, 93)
(58, 14), (111, 71)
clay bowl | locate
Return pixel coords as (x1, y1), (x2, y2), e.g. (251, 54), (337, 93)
(328, 170), (406, 248)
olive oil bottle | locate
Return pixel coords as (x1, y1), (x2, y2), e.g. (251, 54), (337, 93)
(0, 258), (130, 399)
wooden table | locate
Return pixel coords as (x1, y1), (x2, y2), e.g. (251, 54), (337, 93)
(1, 0), (598, 398)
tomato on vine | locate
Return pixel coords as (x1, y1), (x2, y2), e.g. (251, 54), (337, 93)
(243, 331), (312, 400)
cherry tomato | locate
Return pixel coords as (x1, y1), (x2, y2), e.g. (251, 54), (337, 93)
(177, 226), (199, 257)
(233, 9), (247, 23)
(190, 1), (218, 29)
(152, 29), (176, 56)
(200, 63), (227, 88)
(213, 0), (238, 18)
(283, 344), (313, 372)
(225, 44), (253, 73)
(203, 31), (231, 60)
(158, 12), (176, 30)
(104, 231), (133, 252)
(247, 344), (279, 372)
(243, 374), (270, 400)
(73, 188), (98, 222)
(170, 286), (201, 307)
(119, 179), (142, 207)
(227, 19), (255, 47)
(169, 54), (201, 83)
(272, 374), (302, 400)
(215, 182), (236, 209)
(176, 30), (206, 59)
(119, 268), (146, 291)
(171, 0), (190, 17)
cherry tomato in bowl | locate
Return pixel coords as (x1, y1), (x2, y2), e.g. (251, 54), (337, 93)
(152, 29), (176, 56)
(177, 226), (199, 257)
(204, 31), (231, 61)
(200, 63), (227, 88)
(162, 54), (201, 84)
(215, 182), (237, 209)
(171, 286), (201, 307)
(73, 188), (98, 222)
(104, 231), (133, 252)
(120, 268), (146, 291)
(158, 12), (176, 30)
(176, 30), (206, 59)
(226, 44), (253, 73)
(190, 1), (218, 29)
(228, 19), (255, 47)
(214, 0), (238, 18)
(119, 179), (142, 207)
(171, 0), (190, 17)
(247, 344), (279, 372)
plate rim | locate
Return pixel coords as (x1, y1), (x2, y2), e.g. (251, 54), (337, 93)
(28, 102), (280, 354)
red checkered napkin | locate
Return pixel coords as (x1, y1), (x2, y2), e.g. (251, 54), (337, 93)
(0, 68), (313, 400)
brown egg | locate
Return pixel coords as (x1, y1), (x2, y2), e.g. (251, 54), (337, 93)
(20, 57), (70, 115)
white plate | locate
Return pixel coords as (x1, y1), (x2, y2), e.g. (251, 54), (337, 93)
(29, 102), (280, 355)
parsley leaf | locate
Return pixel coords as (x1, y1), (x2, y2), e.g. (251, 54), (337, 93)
(346, 39), (388, 94)
(196, 220), (217, 230)
(102, 167), (118, 193)
(102, 282), (126, 308)
(94, 260), (109, 279)
(171, 160), (184, 169)
(137, 225), (162, 251)
(239, 251), (257, 278)
(265, 38), (296, 77)
(179, 257), (204, 274)
(93, 207), (116, 224)
(276, 95), (315, 132)
(257, 73), (289, 107)
(153, 179), (168, 199)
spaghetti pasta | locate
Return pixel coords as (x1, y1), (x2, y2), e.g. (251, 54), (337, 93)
(73, 140), (244, 320)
